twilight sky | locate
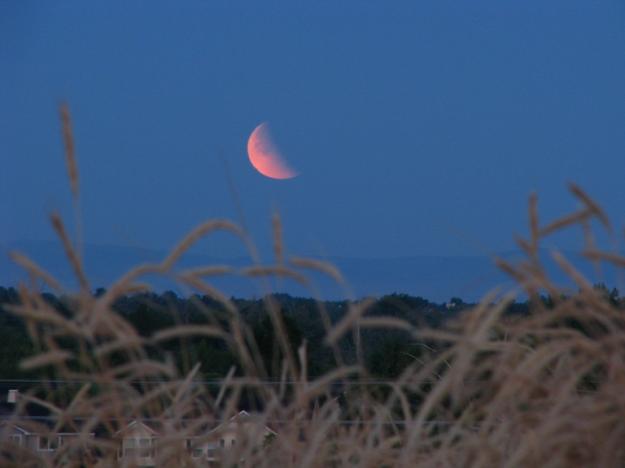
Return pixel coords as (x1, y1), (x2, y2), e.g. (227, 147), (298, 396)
(2, 0), (625, 261)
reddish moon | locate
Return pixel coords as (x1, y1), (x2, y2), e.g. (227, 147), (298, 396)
(247, 122), (298, 180)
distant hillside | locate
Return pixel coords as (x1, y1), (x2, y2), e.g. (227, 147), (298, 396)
(0, 240), (619, 302)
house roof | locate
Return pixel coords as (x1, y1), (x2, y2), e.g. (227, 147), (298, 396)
(229, 410), (250, 421)
(210, 410), (277, 436)
(0, 422), (31, 435)
(96, 412), (278, 439)
(0, 420), (95, 437)
(113, 420), (159, 437)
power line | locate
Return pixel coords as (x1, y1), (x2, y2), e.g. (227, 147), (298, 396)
(0, 415), (458, 426)
(0, 378), (443, 386)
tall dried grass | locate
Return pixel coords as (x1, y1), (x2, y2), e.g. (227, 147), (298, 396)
(2, 106), (625, 467)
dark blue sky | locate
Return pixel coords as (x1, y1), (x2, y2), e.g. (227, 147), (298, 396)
(2, 1), (625, 260)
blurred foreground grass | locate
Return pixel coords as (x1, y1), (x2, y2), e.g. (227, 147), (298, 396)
(2, 106), (625, 467)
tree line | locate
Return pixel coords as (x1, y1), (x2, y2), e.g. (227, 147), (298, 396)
(0, 285), (621, 387)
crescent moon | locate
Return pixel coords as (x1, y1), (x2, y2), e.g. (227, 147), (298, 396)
(247, 122), (298, 180)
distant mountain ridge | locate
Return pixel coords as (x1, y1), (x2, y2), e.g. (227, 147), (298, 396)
(0, 240), (618, 302)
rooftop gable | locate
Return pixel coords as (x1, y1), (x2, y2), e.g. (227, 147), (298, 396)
(114, 420), (159, 438)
